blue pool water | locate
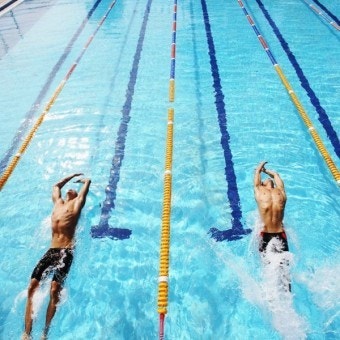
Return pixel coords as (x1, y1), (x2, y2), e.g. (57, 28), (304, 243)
(0, 0), (339, 339)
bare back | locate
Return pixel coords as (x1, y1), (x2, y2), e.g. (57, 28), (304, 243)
(255, 186), (286, 232)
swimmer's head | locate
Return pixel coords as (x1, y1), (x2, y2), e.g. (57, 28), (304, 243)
(262, 178), (274, 188)
(66, 189), (78, 200)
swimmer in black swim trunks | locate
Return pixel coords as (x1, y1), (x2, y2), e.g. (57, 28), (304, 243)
(259, 230), (289, 253)
(259, 230), (291, 292)
(22, 174), (91, 340)
(254, 162), (291, 291)
(254, 161), (287, 239)
(31, 248), (74, 284)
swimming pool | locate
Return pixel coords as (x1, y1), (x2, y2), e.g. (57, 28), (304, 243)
(0, 0), (339, 338)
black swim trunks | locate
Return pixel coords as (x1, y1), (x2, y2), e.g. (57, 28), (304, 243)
(259, 230), (291, 292)
(31, 248), (74, 284)
(259, 231), (289, 253)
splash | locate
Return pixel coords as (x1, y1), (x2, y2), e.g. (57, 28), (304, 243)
(30, 216), (51, 248)
(253, 214), (308, 339)
(206, 213), (308, 339)
(297, 263), (340, 310)
(12, 290), (28, 313)
(32, 279), (51, 319)
(297, 261), (340, 337)
(260, 248), (308, 339)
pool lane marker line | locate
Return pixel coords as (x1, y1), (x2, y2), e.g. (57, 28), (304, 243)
(237, 0), (340, 185)
(314, 0), (340, 26)
(0, 0), (106, 175)
(158, 1), (176, 338)
(201, 0), (252, 242)
(91, 0), (153, 240)
(0, 0), (116, 191)
(0, 0), (118, 191)
(304, 0), (340, 30)
(256, 0), (340, 159)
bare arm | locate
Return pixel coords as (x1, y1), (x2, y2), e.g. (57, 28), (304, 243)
(254, 161), (267, 190)
(74, 178), (91, 209)
(52, 173), (84, 203)
(263, 168), (285, 190)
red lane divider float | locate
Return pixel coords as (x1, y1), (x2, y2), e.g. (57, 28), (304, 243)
(0, 0), (118, 191)
(303, 0), (340, 31)
(158, 0), (177, 339)
(237, 0), (340, 184)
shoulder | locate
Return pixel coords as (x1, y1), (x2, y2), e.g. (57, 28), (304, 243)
(275, 186), (286, 195)
(53, 198), (64, 208)
(255, 186), (266, 199)
(273, 187), (287, 200)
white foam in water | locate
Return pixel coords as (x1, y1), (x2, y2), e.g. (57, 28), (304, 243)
(208, 213), (308, 339)
(297, 262), (340, 310)
(12, 289), (28, 314)
(33, 281), (68, 325)
(32, 279), (52, 319)
(31, 216), (52, 248)
(260, 247), (308, 339)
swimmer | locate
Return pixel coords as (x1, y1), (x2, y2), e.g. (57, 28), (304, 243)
(254, 161), (291, 291)
(254, 161), (288, 251)
(22, 173), (91, 339)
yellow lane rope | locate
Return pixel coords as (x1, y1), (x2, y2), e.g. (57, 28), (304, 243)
(0, 0), (118, 191)
(237, 0), (340, 185)
(158, 1), (177, 338)
(0, 81), (65, 190)
(275, 65), (340, 183)
(157, 108), (174, 318)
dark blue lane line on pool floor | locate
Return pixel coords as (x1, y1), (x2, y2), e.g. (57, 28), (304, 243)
(313, 0), (339, 25)
(256, 0), (340, 159)
(0, 0), (105, 175)
(91, 0), (153, 241)
(201, 0), (251, 242)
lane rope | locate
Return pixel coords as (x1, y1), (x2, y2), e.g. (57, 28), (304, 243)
(255, 0), (340, 159)
(169, 0), (177, 102)
(302, 0), (340, 31)
(0, 0), (106, 174)
(158, 0), (177, 338)
(237, 0), (340, 185)
(0, 0), (118, 191)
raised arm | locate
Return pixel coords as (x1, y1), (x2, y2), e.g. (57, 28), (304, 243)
(254, 161), (267, 190)
(52, 173), (83, 203)
(74, 178), (91, 209)
(263, 168), (285, 191)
